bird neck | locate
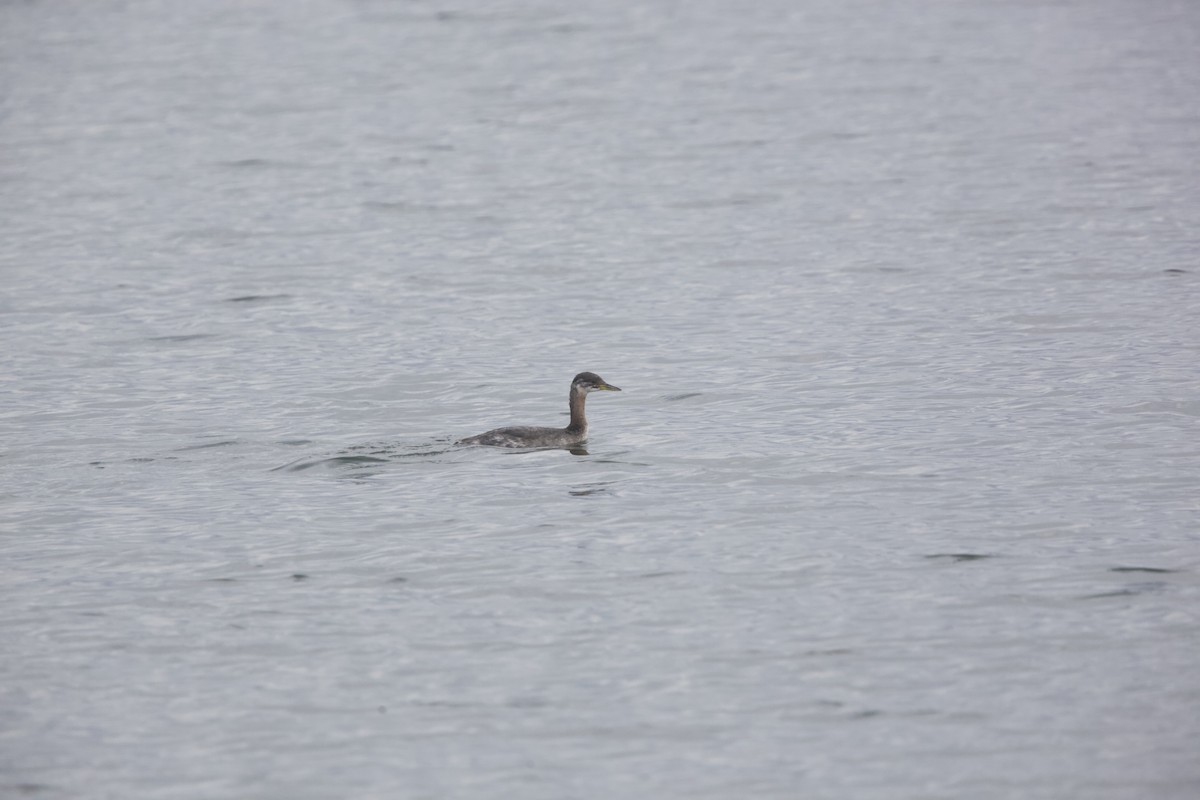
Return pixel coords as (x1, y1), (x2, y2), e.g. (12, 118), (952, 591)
(567, 386), (588, 433)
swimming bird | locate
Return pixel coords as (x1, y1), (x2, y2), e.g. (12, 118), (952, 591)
(457, 372), (622, 448)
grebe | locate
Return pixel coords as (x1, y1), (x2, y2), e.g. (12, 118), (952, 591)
(457, 372), (622, 448)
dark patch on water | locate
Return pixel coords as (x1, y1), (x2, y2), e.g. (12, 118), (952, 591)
(1110, 566), (1175, 574)
(273, 440), (454, 473)
(291, 573), (308, 581)
(217, 158), (309, 169)
(225, 294), (292, 303)
(1082, 589), (1139, 599)
(1082, 581), (1166, 600)
(925, 553), (992, 562)
(278, 455), (390, 472)
(147, 334), (213, 342)
(570, 481), (614, 497)
(1163, 268), (1187, 274)
(851, 709), (883, 719)
(175, 440), (237, 451)
(387, 445), (453, 459)
(665, 392), (702, 401)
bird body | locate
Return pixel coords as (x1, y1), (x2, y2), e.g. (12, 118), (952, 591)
(458, 372), (621, 448)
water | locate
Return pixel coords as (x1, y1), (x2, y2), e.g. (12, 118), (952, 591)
(2, 1), (1199, 797)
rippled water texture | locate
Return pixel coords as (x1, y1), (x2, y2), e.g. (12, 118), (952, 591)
(2, 1), (1199, 798)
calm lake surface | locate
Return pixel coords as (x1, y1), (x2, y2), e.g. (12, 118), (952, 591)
(2, 1), (1199, 798)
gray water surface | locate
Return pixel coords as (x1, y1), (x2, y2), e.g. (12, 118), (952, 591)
(2, 1), (1199, 798)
